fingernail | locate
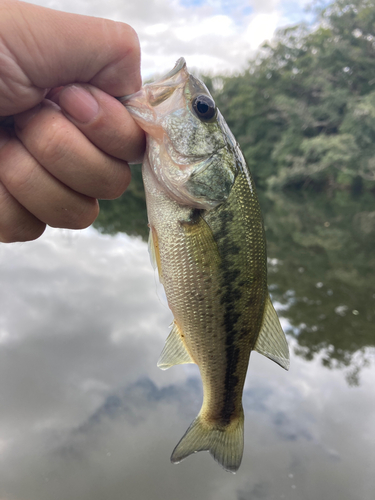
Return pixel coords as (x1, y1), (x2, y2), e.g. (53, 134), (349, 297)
(14, 104), (42, 129)
(59, 85), (99, 123)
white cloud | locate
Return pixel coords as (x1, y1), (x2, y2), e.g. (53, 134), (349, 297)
(173, 14), (236, 42)
(144, 23), (169, 36)
(245, 11), (281, 50)
(23, 0), (314, 77)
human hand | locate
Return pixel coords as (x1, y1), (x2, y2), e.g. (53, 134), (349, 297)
(0, 0), (145, 243)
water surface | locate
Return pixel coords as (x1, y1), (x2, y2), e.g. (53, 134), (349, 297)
(0, 189), (374, 500)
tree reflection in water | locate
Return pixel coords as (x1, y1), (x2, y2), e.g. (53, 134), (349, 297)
(95, 170), (375, 385)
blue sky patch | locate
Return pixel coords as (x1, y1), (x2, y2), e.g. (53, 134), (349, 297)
(180, 0), (254, 18)
(180, 0), (206, 7)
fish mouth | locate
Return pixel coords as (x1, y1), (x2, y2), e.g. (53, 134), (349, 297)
(154, 57), (186, 83)
(118, 58), (190, 132)
(118, 57), (188, 105)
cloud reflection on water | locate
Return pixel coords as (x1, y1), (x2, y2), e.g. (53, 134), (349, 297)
(0, 228), (374, 500)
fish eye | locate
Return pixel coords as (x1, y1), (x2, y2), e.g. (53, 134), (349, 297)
(192, 95), (216, 121)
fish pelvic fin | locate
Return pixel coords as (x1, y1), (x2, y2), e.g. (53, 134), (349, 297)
(254, 294), (290, 371)
(157, 321), (195, 370)
(171, 409), (244, 473)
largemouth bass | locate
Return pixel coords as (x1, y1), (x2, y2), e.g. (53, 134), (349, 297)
(121, 58), (289, 473)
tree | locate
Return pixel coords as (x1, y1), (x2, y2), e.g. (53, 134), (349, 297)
(210, 0), (375, 192)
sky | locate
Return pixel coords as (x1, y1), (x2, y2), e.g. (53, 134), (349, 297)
(24, 0), (319, 77)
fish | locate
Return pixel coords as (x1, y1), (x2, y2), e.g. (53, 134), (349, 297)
(120, 58), (289, 473)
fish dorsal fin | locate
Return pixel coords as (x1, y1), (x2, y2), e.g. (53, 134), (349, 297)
(157, 322), (195, 370)
(254, 294), (290, 371)
(148, 226), (163, 283)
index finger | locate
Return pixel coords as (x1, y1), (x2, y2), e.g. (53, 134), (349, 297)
(0, 0), (141, 115)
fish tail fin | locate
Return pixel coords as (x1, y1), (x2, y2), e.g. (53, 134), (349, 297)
(171, 408), (244, 473)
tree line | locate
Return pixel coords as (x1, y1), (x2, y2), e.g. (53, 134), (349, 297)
(208, 0), (375, 194)
(93, 0), (375, 382)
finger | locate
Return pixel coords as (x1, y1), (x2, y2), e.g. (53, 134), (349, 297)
(0, 134), (99, 230)
(0, 1), (141, 115)
(0, 180), (46, 243)
(56, 84), (145, 163)
(14, 99), (132, 200)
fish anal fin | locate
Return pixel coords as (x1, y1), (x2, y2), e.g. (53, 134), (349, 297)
(148, 225), (163, 283)
(157, 322), (195, 370)
(254, 294), (290, 371)
(171, 408), (244, 473)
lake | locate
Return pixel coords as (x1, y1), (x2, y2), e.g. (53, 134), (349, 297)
(0, 186), (374, 500)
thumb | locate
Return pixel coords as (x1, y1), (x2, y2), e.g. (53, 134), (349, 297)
(0, 0), (141, 115)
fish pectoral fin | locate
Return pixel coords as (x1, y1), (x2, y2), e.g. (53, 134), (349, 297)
(180, 210), (221, 267)
(157, 321), (195, 370)
(148, 226), (163, 283)
(171, 409), (244, 473)
(254, 294), (290, 371)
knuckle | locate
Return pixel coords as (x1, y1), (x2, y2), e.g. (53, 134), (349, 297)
(126, 128), (146, 164)
(2, 160), (35, 198)
(0, 219), (45, 243)
(116, 22), (140, 55)
(19, 223), (46, 242)
(72, 200), (99, 229)
(98, 162), (131, 200)
(0, 140), (34, 196)
(50, 198), (99, 230)
(36, 122), (71, 166)
(111, 22), (142, 92)
(0, 227), (17, 243)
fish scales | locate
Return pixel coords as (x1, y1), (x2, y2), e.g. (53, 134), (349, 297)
(205, 172), (268, 421)
(121, 58), (289, 472)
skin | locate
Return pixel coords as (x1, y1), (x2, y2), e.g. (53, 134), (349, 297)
(0, 0), (146, 243)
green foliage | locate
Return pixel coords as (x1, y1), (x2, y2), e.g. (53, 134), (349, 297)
(93, 165), (148, 240)
(210, 0), (375, 191)
(95, 0), (375, 382)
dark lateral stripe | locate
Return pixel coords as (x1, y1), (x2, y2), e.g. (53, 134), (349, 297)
(220, 344), (240, 424)
(216, 207), (244, 425)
